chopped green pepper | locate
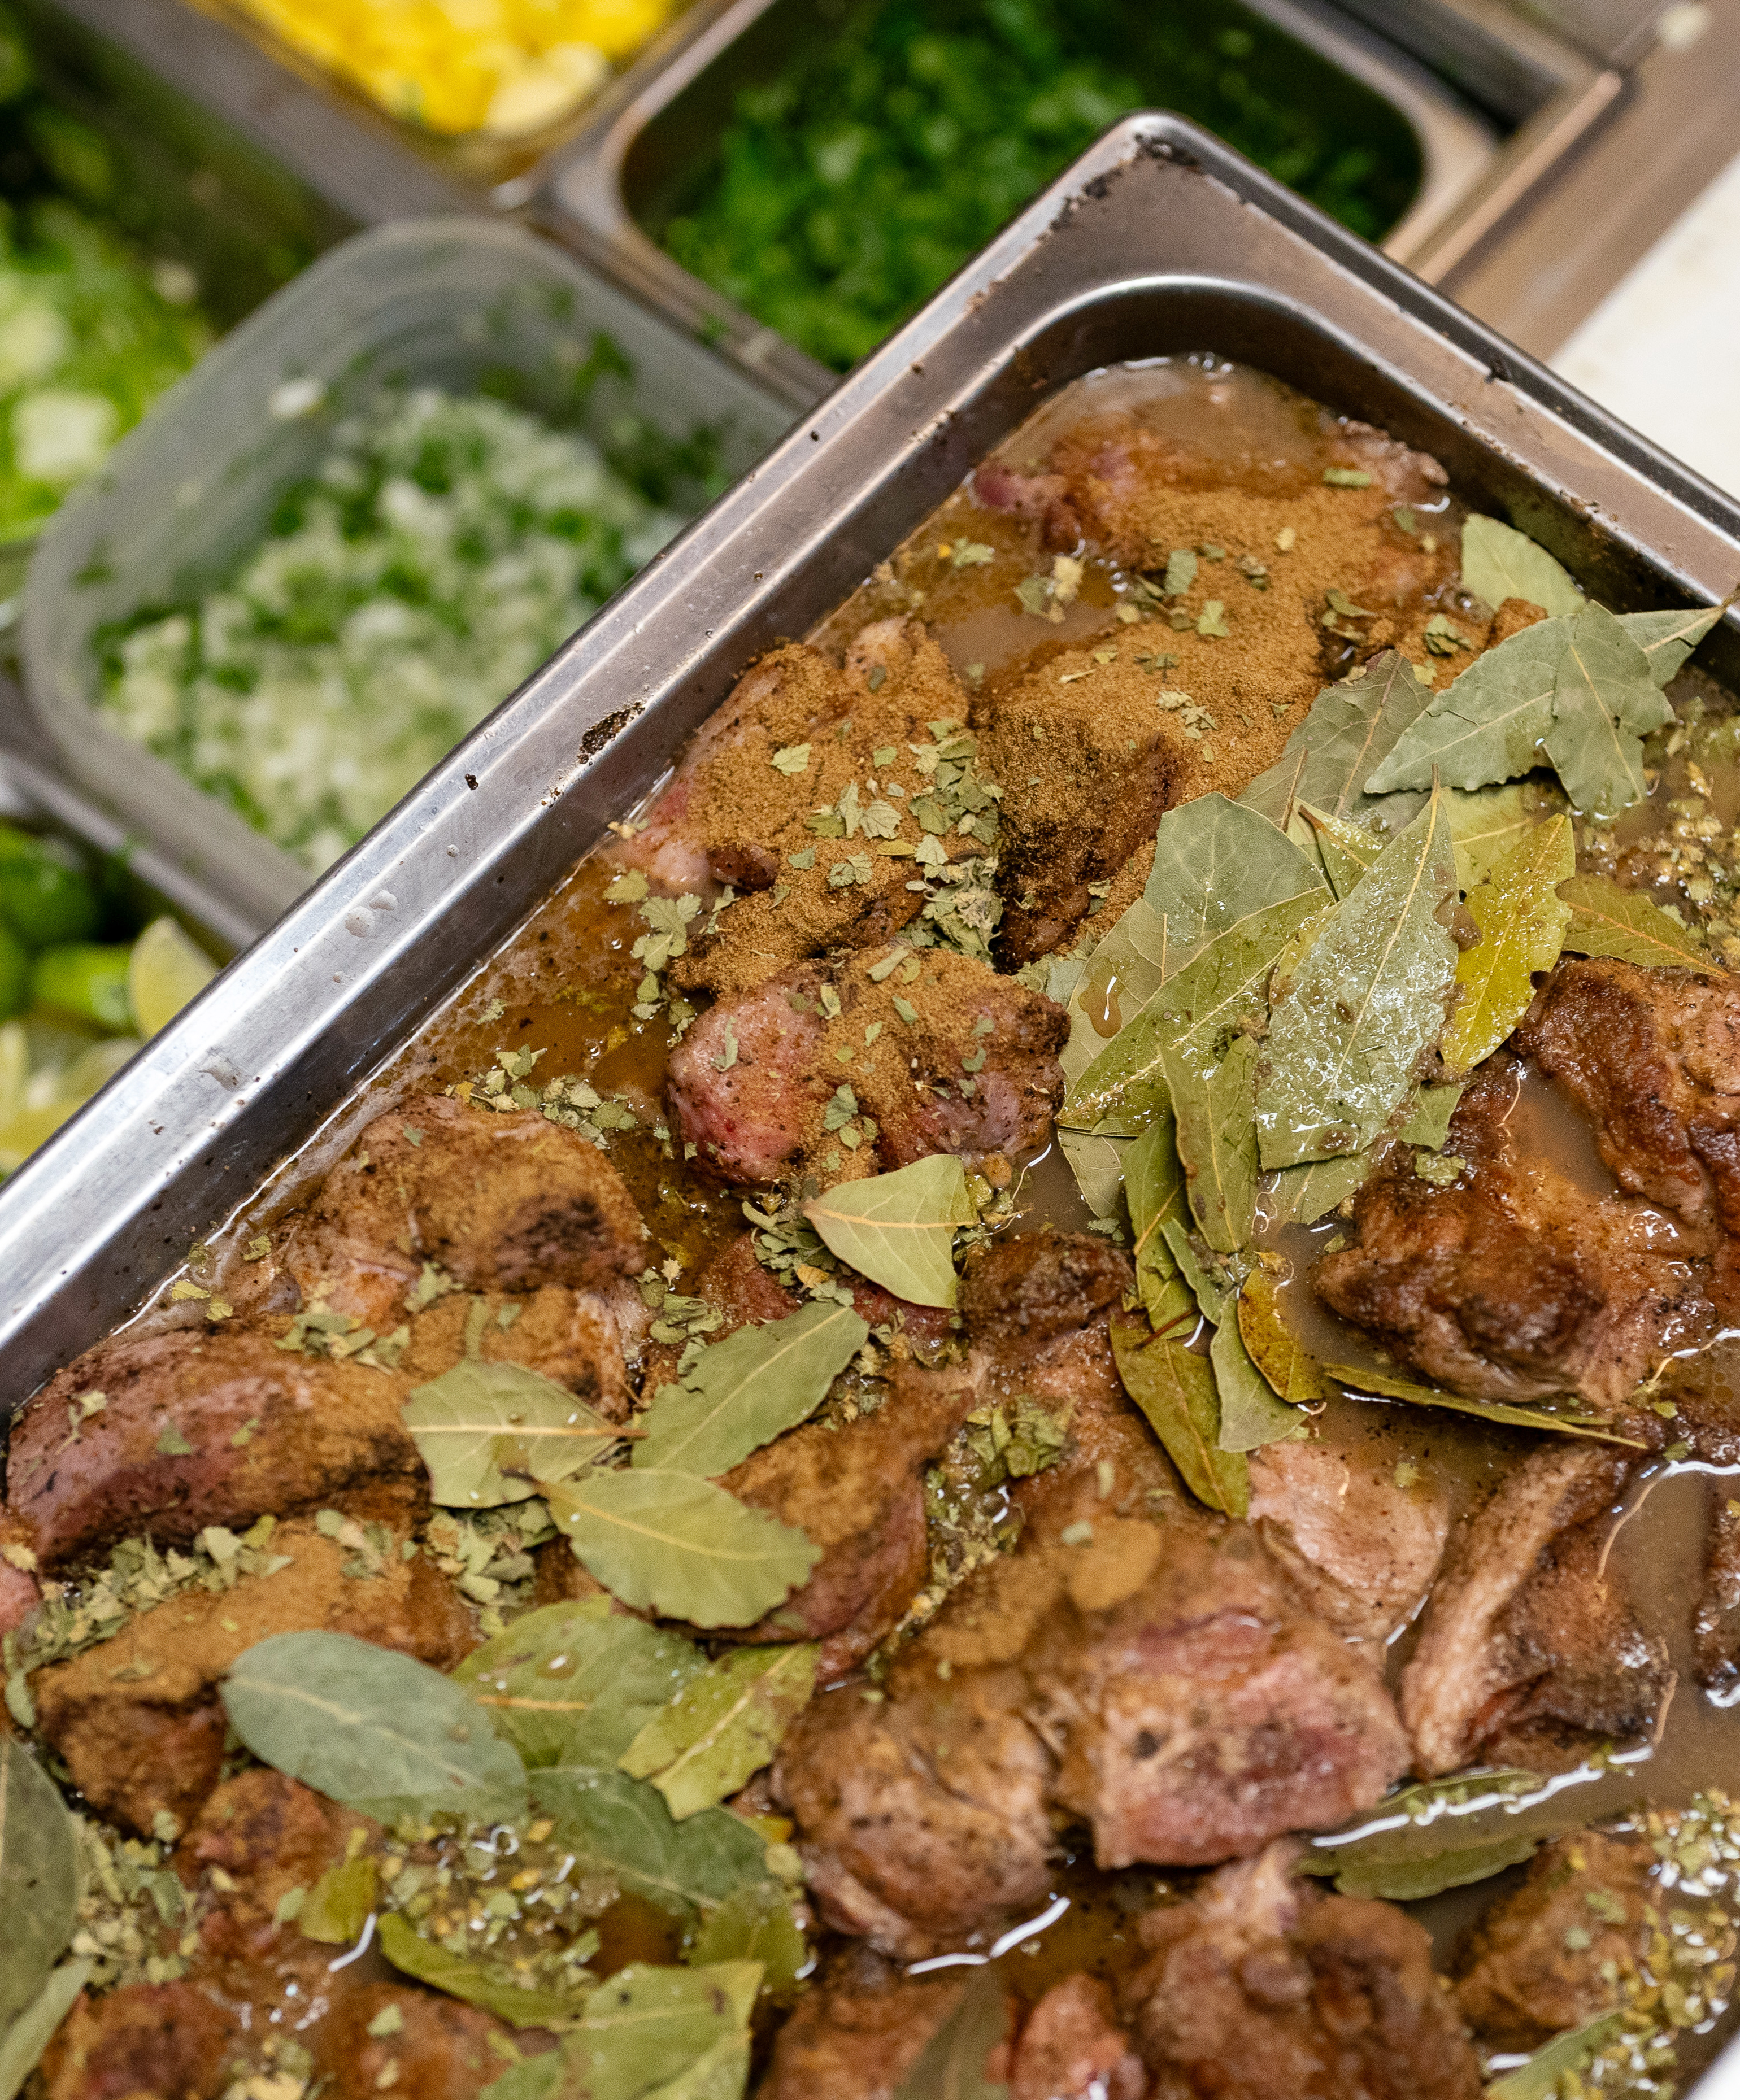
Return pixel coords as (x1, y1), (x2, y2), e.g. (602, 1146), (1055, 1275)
(0, 822), (101, 947)
(31, 941), (133, 1030)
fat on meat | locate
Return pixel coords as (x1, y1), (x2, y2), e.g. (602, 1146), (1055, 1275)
(1120, 1842), (1484, 2099)
(1399, 1444), (1666, 1777)
(1316, 1056), (1735, 1409)
(668, 943), (1065, 1184)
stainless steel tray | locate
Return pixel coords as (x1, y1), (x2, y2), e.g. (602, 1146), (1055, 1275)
(535, 0), (1501, 407)
(5, 102), (1740, 2085)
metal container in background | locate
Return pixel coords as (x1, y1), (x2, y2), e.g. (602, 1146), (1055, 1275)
(537, 0), (1501, 407)
(18, 214), (798, 939)
(0, 0), (357, 599)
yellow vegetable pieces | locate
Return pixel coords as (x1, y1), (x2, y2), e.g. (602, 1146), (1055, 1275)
(229, 0), (675, 136)
(1441, 814), (1573, 1076)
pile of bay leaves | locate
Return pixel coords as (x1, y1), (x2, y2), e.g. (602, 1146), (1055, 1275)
(1050, 517), (1730, 1512)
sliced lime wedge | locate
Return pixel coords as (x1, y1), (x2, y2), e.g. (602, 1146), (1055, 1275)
(128, 917), (218, 1038)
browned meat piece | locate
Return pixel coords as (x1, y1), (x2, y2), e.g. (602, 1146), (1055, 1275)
(1489, 595), (1549, 644)
(1012, 1974), (1148, 2099)
(719, 1358), (985, 1678)
(1453, 1831), (1657, 2049)
(670, 944), (1065, 1184)
(1317, 1057), (1733, 1408)
(774, 1659), (1056, 1958)
(32, 1517), (472, 1834)
(777, 1508), (1406, 1957)
(1515, 958), (1740, 1234)
(0, 1543), (37, 1639)
(7, 1325), (426, 1574)
(619, 620), (983, 998)
(758, 1953), (973, 2099)
(40, 1981), (240, 2100)
(276, 1093), (648, 1330)
(395, 1280), (638, 1418)
(962, 1233), (1130, 1348)
(178, 1771), (378, 1963)
(1246, 1418), (1451, 1648)
(1021, 1514), (1408, 1870)
(1121, 1843), (1483, 2100)
(1697, 1485), (1740, 1688)
(308, 1982), (521, 2100)
(1399, 1445), (1666, 1777)
(974, 653), (1182, 964)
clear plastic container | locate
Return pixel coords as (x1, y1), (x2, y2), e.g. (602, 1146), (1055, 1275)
(19, 214), (795, 935)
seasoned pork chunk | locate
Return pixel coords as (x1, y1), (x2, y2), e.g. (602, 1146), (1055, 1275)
(31, 1517), (472, 1833)
(1246, 1423), (1451, 1648)
(40, 1981), (240, 2100)
(1399, 1445), (1665, 1777)
(720, 1358), (985, 1678)
(1021, 1514), (1409, 1871)
(1013, 1975), (1148, 2100)
(669, 943), (1065, 1183)
(759, 1955), (975, 2099)
(974, 654), (1182, 964)
(1317, 1057), (1732, 1408)
(179, 1771), (379, 1964)
(1516, 958), (1740, 1232)
(309, 1985), (519, 2100)
(620, 620), (982, 997)
(1454, 1831), (1657, 2049)
(776, 1658), (1056, 1957)
(776, 1506), (1406, 1957)
(1120, 1843), (1483, 2099)
(276, 1094), (649, 1329)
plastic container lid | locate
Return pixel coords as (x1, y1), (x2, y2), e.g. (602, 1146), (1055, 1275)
(19, 214), (794, 938)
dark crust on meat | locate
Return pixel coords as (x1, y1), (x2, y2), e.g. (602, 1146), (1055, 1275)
(961, 1234), (1131, 1344)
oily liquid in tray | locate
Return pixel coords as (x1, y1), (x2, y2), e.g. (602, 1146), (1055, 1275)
(196, 358), (1740, 2062)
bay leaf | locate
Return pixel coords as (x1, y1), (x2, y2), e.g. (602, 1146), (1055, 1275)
(1543, 602), (1671, 817)
(618, 1645), (818, 1820)
(1396, 1083), (1465, 1152)
(220, 1631), (529, 1824)
(1460, 515), (1584, 620)
(1123, 1114), (1198, 1334)
(453, 1598), (704, 1768)
(1059, 1127), (1126, 1219)
(803, 1156), (976, 1309)
(402, 1357), (623, 1510)
(1060, 901), (1172, 1093)
(641, 2031), (751, 2100)
(0, 1739), (80, 2027)
(298, 1855), (377, 1944)
(569, 1960), (759, 2100)
(1255, 791), (1459, 1169)
(1142, 793), (1325, 951)
(1445, 780), (1560, 892)
(893, 1966), (1010, 2100)
(376, 1912), (577, 2028)
(1160, 1215), (1234, 1325)
(1441, 814), (1574, 1075)
(1237, 1264), (1324, 1405)
(1325, 1364), (1646, 1447)
(1065, 891), (1325, 1138)
(1263, 1147), (1375, 1230)
(1559, 874), (1716, 968)
(529, 1764), (772, 1918)
(687, 1882), (807, 2001)
(0, 1960), (90, 2100)
(1239, 650), (1434, 833)
(632, 1302), (868, 1477)
(1110, 1315), (1247, 1517)
(1487, 2012), (1626, 2100)
(1211, 1313), (1302, 1452)
(1364, 620), (1564, 796)
(543, 1471), (820, 1631)
(1299, 804), (1382, 899)
(479, 2059), (565, 2100)
(1303, 1831), (1538, 1902)
(1168, 1031), (1259, 1254)
(1620, 600), (1726, 687)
